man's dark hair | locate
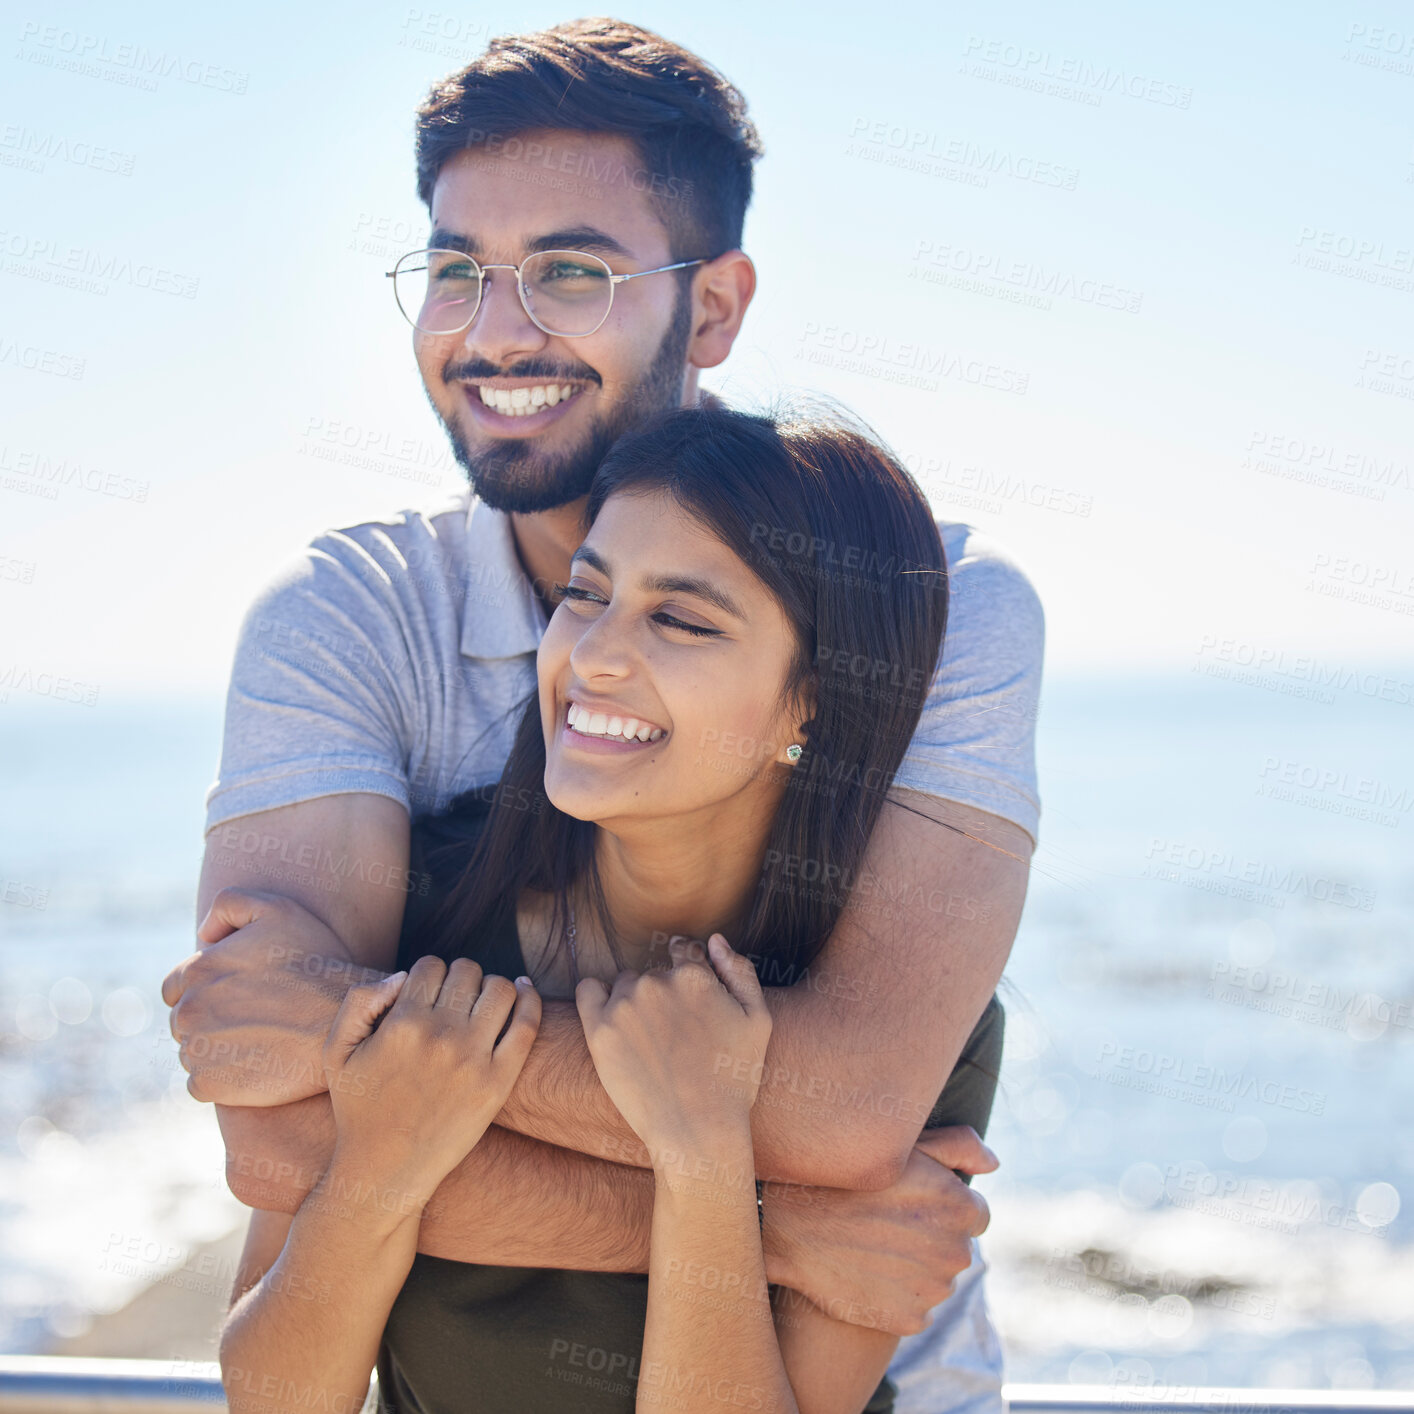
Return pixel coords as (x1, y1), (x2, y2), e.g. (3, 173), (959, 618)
(414, 16), (763, 261)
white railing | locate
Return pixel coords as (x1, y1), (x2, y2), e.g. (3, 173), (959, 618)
(0, 1358), (1410, 1414)
(1009, 1389), (1414, 1414)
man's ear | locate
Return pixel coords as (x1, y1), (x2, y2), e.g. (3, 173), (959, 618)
(687, 250), (756, 371)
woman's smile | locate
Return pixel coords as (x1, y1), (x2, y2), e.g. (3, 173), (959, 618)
(558, 696), (670, 756)
(566, 697), (666, 743)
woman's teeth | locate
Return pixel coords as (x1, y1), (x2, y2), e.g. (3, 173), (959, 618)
(478, 383), (579, 416)
(567, 702), (663, 742)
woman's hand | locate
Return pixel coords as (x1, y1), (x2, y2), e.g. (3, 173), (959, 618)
(576, 934), (771, 1157)
(321, 955), (541, 1207)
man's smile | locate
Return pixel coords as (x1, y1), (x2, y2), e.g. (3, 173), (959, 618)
(458, 376), (593, 435)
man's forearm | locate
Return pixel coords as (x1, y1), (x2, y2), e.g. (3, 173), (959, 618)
(220, 1096), (790, 1283)
(421, 1117), (654, 1270)
(493, 1002), (650, 1166)
(207, 796), (1027, 1192)
(492, 796), (1030, 1190)
(492, 995), (904, 1188)
(221, 1096), (649, 1267)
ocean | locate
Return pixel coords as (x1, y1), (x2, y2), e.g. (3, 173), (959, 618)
(0, 671), (1410, 1383)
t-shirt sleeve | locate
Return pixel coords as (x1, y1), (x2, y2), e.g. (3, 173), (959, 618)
(202, 530), (422, 833)
(891, 525), (1044, 846)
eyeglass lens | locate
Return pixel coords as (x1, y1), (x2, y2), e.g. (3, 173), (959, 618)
(393, 249), (614, 336)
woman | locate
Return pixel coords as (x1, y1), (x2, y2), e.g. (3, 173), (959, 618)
(219, 403), (1003, 1414)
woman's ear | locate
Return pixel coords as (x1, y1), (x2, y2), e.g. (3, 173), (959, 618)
(779, 678), (818, 766)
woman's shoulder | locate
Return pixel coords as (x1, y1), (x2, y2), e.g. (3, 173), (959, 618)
(400, 789), (512, 971)
(408, 786), (515, 892)
(410, 786), (497, 854)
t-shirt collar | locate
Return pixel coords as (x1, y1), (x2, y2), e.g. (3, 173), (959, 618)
(459, 495), (550, 661)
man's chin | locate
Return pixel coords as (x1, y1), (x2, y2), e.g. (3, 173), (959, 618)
(429, 280), (693, 514)
(442, 410), (600, 514)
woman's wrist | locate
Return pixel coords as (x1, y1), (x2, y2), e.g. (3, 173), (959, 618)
(645, 1111), (754, 1162)
(648, 1120), (757, 1204)
(314, 1146), (435, 1237)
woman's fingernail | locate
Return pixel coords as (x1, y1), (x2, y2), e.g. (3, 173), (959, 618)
(516, 975), (532, 986)
(388, 970), (408, 984)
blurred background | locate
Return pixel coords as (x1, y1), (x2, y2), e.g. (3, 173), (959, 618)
(2, 0), (1411, 1390)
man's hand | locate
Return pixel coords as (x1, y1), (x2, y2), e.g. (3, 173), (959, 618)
(765, 1125), (997, 1336)
(162, 887), (377, 1106)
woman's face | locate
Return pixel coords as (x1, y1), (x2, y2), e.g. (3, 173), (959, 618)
(537, 488), (808, 832)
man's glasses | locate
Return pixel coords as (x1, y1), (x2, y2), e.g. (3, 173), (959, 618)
(386, 248), (709, 338)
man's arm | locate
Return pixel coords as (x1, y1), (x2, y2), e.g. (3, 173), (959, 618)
(181, 521), (1036, 1193)
(181, 790), (1026, 1193)
(197, 794), (412, 968)
(493, 790), (1030, 1189)
(183, 796), (1001, 1313)
(186, 795), (411, 1190)
(221, 1090), (994, 1335)
(223, 1091), (654, 1270)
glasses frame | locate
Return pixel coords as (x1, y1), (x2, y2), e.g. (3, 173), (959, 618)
(386, 247), (709, 338)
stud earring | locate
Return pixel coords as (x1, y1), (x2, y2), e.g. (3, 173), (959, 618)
(785, 743), (803, 762)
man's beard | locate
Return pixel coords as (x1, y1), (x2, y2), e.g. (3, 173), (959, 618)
(431, 282), (693, 514)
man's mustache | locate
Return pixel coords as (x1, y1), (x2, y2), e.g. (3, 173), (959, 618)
(443, 356), (603, 386)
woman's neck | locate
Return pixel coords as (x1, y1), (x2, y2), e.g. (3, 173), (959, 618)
(583, 791), (784, 968)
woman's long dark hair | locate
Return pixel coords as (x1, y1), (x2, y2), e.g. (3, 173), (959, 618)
(416, 400), (948, 986)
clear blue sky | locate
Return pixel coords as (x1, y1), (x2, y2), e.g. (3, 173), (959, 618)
(5, 0), (1413, 693)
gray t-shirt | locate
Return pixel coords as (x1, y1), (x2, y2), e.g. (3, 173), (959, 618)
(202, 485), (1042, 1414)
(204, 489), (1044, 841)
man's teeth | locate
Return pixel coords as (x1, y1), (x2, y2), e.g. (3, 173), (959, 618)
(567, 703), (663, 742)
(477, 383), (579, 416)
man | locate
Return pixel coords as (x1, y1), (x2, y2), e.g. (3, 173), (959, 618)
(163, 18), (1042, 1413)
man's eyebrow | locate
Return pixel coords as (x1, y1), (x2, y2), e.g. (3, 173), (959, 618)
(428, 227), (638, 261)
(429, 228), (476, 255)
(571, 545), (748, 621)
(529, 227), (638, 260)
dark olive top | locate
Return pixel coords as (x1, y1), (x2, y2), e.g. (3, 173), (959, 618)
(376, 798), (1003, 1414)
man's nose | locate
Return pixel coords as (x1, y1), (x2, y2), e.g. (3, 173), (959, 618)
(460, 268), (548, 364)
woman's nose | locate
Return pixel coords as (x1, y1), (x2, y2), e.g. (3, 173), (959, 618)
(568, 606), (637, 680)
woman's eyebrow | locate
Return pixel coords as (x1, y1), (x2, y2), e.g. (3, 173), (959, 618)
(571, 545), (747, 621)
